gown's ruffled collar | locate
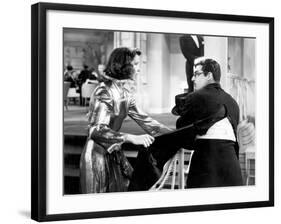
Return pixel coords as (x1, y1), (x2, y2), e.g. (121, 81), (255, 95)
(102, 74), (136, 95)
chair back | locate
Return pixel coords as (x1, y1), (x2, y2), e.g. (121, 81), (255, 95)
(67, 88), (80, 98)
(81, 83), (98, 98)
(150, 149), (194, 190)
(237, 120), (255, 153)
(237, 120), (255, 185)
(63, 82), (71, 101)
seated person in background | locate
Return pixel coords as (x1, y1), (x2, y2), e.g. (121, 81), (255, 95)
(78, 64), (90, 84)
(77, 65), (91, 105)
(88, 68), (98, 80)
(84, 68), (99, 84)
(174, 57), (243, 188)
(64, 65), (76, 88)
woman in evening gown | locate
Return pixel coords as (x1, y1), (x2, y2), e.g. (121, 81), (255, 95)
(80, 47), (170, 193)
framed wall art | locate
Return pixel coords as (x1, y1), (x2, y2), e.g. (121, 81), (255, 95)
(31, 2), (274, 222)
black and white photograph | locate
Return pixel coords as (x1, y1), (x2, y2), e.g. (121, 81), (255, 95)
(30, 2), (274, 222)
(63, 29), (256, 195)
(2, 0), (281, 223)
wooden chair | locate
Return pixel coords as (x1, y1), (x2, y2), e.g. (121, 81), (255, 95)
(63, 82), (71, 110)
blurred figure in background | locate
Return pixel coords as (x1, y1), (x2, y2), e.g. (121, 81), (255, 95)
(88, 67), (98, 81)
(64, 65), (76, 88)
(78, 64), (90, 84)
(179, 34), (204, 93)
(77, 65), (91, 105)
(84, 68), (99, 85)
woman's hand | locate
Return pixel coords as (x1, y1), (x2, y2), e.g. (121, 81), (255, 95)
(124, 134), (155, 148)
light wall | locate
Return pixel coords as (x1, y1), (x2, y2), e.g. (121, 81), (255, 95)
(227, 38), (256, 118)
(243, 39), (256, 81)
(146, 34), (166, 113)
(204, 36), (228, 89)
(161, 35), (171, 111)
(145, 34), (186, 114)
(169, 35), (187, 111)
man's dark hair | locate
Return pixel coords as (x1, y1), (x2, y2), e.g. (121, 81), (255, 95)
(195, 58), (221, 82)
(104, 47), (141, 80)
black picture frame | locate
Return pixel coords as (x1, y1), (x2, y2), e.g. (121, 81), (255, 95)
(31, 2), (274, 222)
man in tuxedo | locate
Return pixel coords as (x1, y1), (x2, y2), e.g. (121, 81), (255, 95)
(129, 58), (243, 190)
(175, 57), (243, 188)
(179, 34), (204, 92)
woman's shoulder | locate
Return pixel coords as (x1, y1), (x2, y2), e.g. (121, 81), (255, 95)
(91, 82), (117, 104)
(93, 82), (111, 95)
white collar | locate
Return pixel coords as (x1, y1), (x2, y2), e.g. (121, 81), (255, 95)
(191, 35), (200, 48)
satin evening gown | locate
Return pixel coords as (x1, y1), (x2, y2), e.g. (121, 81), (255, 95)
(80, 78), (170, 193)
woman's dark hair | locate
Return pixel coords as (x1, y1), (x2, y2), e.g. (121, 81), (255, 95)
(104, 47), (141, 80)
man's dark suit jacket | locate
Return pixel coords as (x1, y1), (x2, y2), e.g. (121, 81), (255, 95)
(129, 83), (243, 191)
(179, 35), (204, 59)
(128, 83), (243, 191)
(176, 83), (243, 188)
